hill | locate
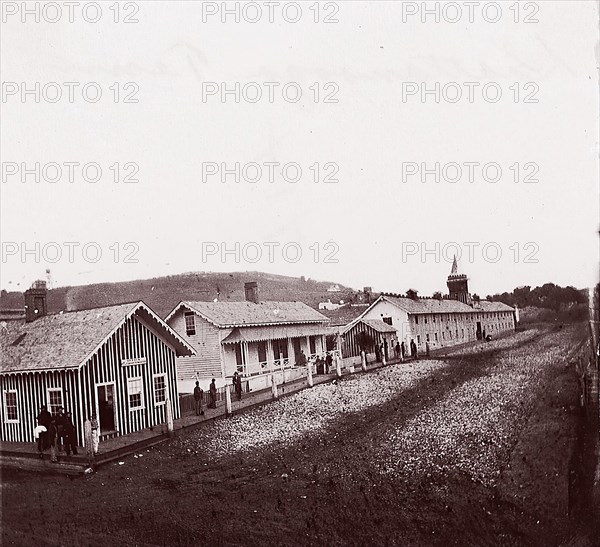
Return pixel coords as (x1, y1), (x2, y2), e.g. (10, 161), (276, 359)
(0, 272), (357, 318)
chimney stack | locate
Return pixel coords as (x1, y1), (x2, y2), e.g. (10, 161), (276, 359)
(244, 281), (259, 304)
(24, 280), (47, 322)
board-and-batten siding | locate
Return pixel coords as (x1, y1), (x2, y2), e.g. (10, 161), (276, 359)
(1, 369), (81, 443)
(1, 313), (180, 447)
(82, 315), (180, 439)
(170, 310), (223, 381)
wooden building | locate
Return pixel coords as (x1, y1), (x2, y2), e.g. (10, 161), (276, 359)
(340, 319), (397, 365)
(356, 259), (516, 355)
(166, 283), (331, 393)
(0, 296), (194, 447)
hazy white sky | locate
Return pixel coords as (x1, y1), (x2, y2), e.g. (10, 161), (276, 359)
(1, 1), (598, 297)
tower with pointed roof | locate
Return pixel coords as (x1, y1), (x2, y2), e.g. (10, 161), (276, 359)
(446, 255), (471, 305)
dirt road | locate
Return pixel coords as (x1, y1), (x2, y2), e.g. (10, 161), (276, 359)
(1, 325), (586, 546)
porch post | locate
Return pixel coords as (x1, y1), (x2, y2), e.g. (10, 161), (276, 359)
(165, 398), (174, 435)
(267, 339), (275, 372)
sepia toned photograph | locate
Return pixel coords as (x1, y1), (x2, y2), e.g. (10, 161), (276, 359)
(1, 1), (599, 545)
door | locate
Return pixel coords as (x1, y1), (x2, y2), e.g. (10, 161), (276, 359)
(292, 338), (302, 365)
(97, 384), (116, 433)
(476, 321), (482, 340)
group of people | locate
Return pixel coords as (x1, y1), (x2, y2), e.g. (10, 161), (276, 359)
(313, 352), (334, 375)
(193, 377), (227, 416)
(392, 339), (418, 361)
(35, 405), (78, 461)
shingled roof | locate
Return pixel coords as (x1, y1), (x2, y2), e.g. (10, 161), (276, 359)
(167, 301), (329, 328)
(0, 302), (194, 374)
(375, 295), (514, 315)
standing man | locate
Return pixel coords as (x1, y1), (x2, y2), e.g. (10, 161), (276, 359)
(36, 405), (51, 451)
(395, 342), (401, 360)
(55, 407), (66, 452)
(193, 381), (204, 416)
(410, 339), (418, 360)
(90, 412), (100, 454)
(63, 412), (78, 456)
(234, 373), (243, 401)
(208, 379), (217, 409)
(325, 352), (333, 374)
(400, 341), (406, 361)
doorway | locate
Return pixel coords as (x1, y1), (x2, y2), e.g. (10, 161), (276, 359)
(97, 383), (116, 433)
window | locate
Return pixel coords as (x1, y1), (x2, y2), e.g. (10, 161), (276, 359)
(184, 312), (196, 336)
(383, 317), (393, 326)
(47, 388), (63, 415)
(153, 374), (167, 405)
(434, 333), (438, 342)
(424, 317), (427, 324)
(415, 316), (419, 325)
(426, 334), (430, 342)
(417, 335), (421, 344)
(309, 336), (316, 354)
(128, 377), (144, 410)
(4, 390), (18, 422)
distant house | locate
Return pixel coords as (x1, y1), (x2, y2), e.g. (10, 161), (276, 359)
(327, 284), (341, 293)
(0, 283), (194, 447)
(318, 299), (345, 311)
(166, 282), (331, 393)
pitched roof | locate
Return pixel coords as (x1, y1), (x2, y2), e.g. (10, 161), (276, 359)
(382, 295), (475, 314)
(167, 301), (329, 328)
(222, 323), (330, 344)
(365, 295), (515, 317)
(342, 319), (397, 335)
(0, 302), (195, 374)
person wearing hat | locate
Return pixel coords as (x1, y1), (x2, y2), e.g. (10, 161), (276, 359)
(208, 379), (217, 409)
(63, 411), (78, 456)
(193, 381), (204, 416)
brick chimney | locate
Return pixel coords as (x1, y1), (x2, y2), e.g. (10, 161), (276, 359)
(24, 280), (47, 322)
(244, 281), (259, 304)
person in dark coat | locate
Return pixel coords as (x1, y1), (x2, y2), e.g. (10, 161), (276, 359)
(325, 353), (333, 374)
(395, 342), (401, 359)
(234, 373), (243, 401)
(410, 339), (418, 360)
(208, 379), (217, 409)
(63, 412), (78, 456)
(55, 407), (66, 452)
(400, 342), (406, 361)
(193, 381), (204, 416)
(36, 405), (51, 451)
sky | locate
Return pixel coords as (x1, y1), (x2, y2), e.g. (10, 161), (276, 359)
(1, 0), (599, 298)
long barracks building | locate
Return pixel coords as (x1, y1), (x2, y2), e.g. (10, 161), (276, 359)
(352, 258), (517, 355)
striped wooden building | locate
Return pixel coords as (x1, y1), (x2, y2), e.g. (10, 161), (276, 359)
(0, 299), (194, 447)
(340, 318), (398, 364)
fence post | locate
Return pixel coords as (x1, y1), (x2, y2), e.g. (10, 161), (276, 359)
(271, 374), (278, 399)
(84, 419), (94, 467)
(165, 398), (174, 435)
(225, 385), (232, 416)
(361, 350), (367, 372)
(307, 364), (314, 387)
